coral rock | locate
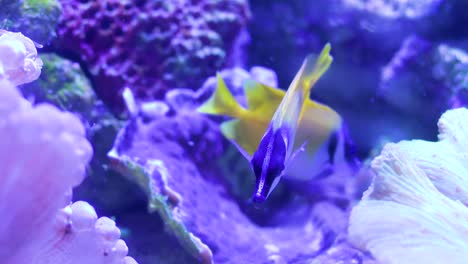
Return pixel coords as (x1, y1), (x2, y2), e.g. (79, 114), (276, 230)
(380, 36), (468, 126)
(56, 0), (251, 111)
(0, 0), (62, 44)
(108, 109), (370, 263)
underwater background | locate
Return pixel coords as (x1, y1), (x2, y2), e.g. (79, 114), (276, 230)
(1, 0), (468, 263)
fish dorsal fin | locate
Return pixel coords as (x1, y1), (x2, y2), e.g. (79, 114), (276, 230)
(243, 79), (284, 112)
(289, 43), (333, 97)
(272, 44), (333, 154)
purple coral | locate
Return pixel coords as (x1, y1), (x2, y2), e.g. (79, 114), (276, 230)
(56, 0), (250, 111)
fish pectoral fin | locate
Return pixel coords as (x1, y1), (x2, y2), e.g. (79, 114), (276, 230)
(220, 119), (257, 159)
(285, 139), (310, 168)
(243, 79), (284, 111)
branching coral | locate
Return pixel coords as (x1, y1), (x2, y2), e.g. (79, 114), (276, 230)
(56, 0), (251, 110)
(349, 107), (468, 264)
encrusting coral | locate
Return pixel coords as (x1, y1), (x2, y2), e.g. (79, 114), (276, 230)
(348, 107), (468, 264)
(380, 35), (468, 128)
(56, 0), (251, 111)
(0, 30), (137, 264)
(0, 0), (62, 44)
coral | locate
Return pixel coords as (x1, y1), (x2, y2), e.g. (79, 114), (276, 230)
(108, 106), (369, 263)
(432, 44), (468, 107)
(20, 53), (95, 116)
(0, 30), (137, 263)
(17, 52), (124, 157)
(249, 66), (278, 88)
(162, 68), (359, 208)
(0, 30), (43, 85)
(249, 0), (466, 81)
(311, 240), (378, 264)
(285, 162), (359, 208)
(0, 78), (89, 260)
(348, 108), (468, 264)
(0, 79), (136, 263)
(19, 53), (135, 212)
(247, 0), (468, 156)
(0, 0), (62, 44)
(379, 36), (468, 126)
(343, 0), (443, 19)
(11, 201), (138, 264)
(56, 0), (251, 111)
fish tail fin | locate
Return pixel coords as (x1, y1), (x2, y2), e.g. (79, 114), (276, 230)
(197, 73), (244, 118)
(300, 43), (334, 93)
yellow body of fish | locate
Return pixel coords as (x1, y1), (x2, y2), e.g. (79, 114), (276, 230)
(198, 44), (344, 202)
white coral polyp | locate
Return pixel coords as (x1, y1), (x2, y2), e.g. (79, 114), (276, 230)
(9, 201), (137, 264)
(0, 80), (137, 263)
(0, 30), (43, 86)
(349, 108), (468, 264)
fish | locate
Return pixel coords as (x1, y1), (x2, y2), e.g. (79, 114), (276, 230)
(198, 44), (357, 203)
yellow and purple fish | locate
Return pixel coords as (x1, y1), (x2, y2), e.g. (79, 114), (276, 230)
(198, 44), (356, 203)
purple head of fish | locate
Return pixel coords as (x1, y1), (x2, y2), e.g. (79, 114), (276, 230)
(250, 126), (287, 203)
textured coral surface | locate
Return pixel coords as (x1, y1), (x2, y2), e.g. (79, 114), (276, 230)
(56, 0), (250, 111)
(380, 36), (468, 127)
(18, 53), (134, 214)
(0, 80), (138, 264)
(0, 30), (43, 85)
(0, 30), (137, 263)
(349, 108), (468, 264)
(4, 0), (468, 262)
(109, 107), (375, 263)
(344, 0), (443, 18)
(0, 0), (62, 44)
(0, 79), (91, 261)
